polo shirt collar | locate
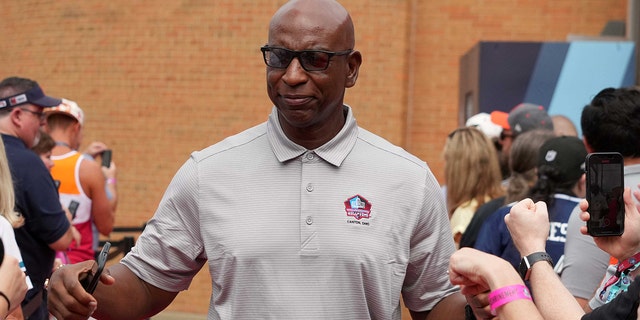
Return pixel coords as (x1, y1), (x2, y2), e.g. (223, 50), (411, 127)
(267, 105), (358, 167)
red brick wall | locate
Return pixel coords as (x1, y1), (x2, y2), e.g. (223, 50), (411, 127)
(0, 0), (626, 315)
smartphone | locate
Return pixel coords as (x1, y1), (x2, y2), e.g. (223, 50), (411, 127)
(80, 241), (111, 294)
(586, 152), (624, 237)
(68, 200), (80, 220)
(101, 150), (112, 168)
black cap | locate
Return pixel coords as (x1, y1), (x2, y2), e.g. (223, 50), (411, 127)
(538, 136), (587, 182)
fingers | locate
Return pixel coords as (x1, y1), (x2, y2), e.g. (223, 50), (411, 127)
(83, 142), (108, 158)
(47, 262), (99, 320)
(466, 291), (493, 319)
(511, 198), (535, 213)
(48, 287), (96, 320)
(623, 187), (636, 220)
(633, 188), (640, 212)
(505, 198), (549, 255)
(579, 198), (589, 213)
(534, 200), (548, 214)
(0, 256), (28, 312)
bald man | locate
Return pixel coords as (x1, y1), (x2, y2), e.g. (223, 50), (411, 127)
(47, 1), (466, 319)
(551, 114), (578, 137)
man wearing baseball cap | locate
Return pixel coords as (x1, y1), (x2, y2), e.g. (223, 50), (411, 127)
(0, 76), (73, 319)
(45, 99), (117, 264)
(499, 103), (555, 181)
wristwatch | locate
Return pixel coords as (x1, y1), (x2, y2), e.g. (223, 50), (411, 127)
(518, 252), (553, 281)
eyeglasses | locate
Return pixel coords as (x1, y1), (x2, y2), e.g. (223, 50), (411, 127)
(260, 46), (352, 71)
(20, 108), (45, 121)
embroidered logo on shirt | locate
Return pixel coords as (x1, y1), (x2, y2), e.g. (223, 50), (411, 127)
(344, 195), (371, 220)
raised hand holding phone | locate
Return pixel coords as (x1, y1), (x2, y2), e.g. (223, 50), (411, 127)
(101, 150), (112, 168)
(585, 152), (624, 236)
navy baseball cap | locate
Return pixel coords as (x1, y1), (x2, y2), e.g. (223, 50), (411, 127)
(0, 83), (61, 109)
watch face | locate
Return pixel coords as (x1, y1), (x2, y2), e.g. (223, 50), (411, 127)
(518, 259), (529, 279)
(519, 252), (553, 281)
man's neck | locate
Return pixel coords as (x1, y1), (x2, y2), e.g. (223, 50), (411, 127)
(55, 141), (72, 149)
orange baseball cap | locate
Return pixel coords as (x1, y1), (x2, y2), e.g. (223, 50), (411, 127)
(490, 111), (510, 130)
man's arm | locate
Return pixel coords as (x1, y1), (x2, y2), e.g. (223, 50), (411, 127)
(527, 258), (586, 320)
(49, 226), (74, 251)
(409, 292), (466, 320)
(506, 199), (586, 320)
(560, 205), (608, 312)
(48, 262), (177, 320)
(81, 159), (115, 235)
(448, 248), (542, 320)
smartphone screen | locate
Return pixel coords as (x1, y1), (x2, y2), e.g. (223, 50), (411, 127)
(586, 152), (624, 237)
(80, 242), (111, 294)
(101, 150), (112, 168)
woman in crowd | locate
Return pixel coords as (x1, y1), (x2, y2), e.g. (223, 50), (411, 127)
(474, 135), (586, 269)
(443, 127), (504, 246)
(461, 129), (555, 248)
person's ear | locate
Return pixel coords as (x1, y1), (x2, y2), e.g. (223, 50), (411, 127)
(73, 122), (82, 133)
(10, 108), (24, 127)
(345, 50), (362, 88)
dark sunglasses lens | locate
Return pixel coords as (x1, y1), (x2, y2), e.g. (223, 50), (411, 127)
(267, 48), (293, 68)
(300, 51), (330, 71)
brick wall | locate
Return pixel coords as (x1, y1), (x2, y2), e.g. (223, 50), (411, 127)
(0, 0), (626, 316)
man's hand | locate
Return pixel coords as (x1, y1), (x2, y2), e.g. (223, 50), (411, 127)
(83, 142), (108, 158)
(505, 199), (549, 256)
(580, 187), (640, 261)
(47, 261), (114, 320)
(449, 248), (512, 319)
(465, 292), (494, 319)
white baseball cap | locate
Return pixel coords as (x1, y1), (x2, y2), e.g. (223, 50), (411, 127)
(44, 98), (84, 126)
(465, 112), (502, 140)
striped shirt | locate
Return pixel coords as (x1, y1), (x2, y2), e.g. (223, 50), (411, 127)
(122, 105), (458, 319)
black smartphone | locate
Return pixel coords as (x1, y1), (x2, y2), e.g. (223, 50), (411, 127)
(68, 200), (80, 220)
(101, 150), (112, 168)
(586, 152), (624, 237)
(80, 241), (111, 294)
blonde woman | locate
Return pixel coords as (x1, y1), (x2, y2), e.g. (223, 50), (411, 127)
(0, 138), (31, 319)
(444, 127), (504, 246)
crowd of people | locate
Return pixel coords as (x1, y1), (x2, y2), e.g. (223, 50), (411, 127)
(0, 0), (637, 319)
(450, 85), (640, 319)
(0, 76), (118, 319)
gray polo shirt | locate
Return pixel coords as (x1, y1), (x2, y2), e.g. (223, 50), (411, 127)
(122, 105), (458, 319)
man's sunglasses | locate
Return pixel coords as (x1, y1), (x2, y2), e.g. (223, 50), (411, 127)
(260, 46), (352, 72)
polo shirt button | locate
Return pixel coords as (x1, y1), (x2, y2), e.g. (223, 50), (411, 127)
(306, 216), (313, 225)
(306, 183), (314, 192)
(306, 153), (315, 160)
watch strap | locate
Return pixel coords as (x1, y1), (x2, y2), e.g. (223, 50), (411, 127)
(518, 252), (553, 281)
